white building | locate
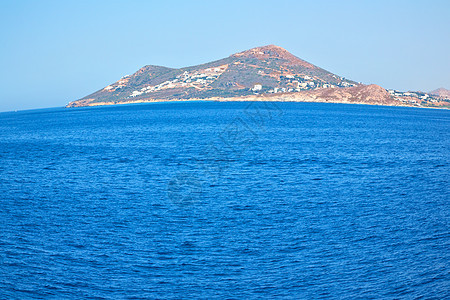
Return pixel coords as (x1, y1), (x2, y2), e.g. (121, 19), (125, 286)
(299, 82), (308, 88)
(252, 84), (262, 91)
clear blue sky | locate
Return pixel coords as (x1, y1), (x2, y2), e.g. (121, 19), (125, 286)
(0, 0), (449, 112)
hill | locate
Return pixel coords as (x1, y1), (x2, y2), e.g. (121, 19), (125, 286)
(67, 45), (359, 107)
(67, 45), (449, 109)
(216, 84), (399, 107)
(429, 88), (450, 99)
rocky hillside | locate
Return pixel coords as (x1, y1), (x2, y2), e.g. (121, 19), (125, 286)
(429, 88), (450, 99)
(216, 84), (400, 106)
(67, 45), (449, 109)
(67, 45), (359, 107)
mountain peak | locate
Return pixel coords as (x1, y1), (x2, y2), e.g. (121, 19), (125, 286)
(234, 44), (287, 54)
(231, 45), (317, 69)
(254, 44), (287, 51)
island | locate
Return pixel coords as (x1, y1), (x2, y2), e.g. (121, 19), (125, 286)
(67, 45), (450, 109)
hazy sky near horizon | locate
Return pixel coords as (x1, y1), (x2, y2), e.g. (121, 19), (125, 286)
(0, 0), (449, 112)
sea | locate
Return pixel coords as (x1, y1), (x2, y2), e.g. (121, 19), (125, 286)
(0, 101), (449, 299)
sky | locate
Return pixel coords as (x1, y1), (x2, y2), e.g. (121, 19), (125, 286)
(0, 0), (449, 112)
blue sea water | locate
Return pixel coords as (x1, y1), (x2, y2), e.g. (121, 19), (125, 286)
(0, 101), (449, 299)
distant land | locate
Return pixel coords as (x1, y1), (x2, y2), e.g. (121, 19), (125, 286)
(429, 88), (450, 100)
(67, 45), (450, 109)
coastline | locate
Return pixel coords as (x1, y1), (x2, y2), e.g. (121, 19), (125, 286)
(66, 95), (449, 110)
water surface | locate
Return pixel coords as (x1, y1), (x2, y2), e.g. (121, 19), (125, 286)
(0, 102), (449, 298)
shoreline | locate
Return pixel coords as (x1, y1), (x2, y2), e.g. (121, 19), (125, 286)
(65, 97), (449, 110)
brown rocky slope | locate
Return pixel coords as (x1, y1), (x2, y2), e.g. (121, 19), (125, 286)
(67, 45), (360, 107)
(66, 45), (448, 109)
(215, 84), (400, 106)
(429, 88), (450, 99)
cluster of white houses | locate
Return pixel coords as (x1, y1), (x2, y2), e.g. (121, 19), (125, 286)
(109, 70), (444, 107)
(103, 75), (131, 91)
(252, 74), (357, 94)
(127, 65), (229, 98)
(387, 89), (439, 104)
(108, 67), (439, 102)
